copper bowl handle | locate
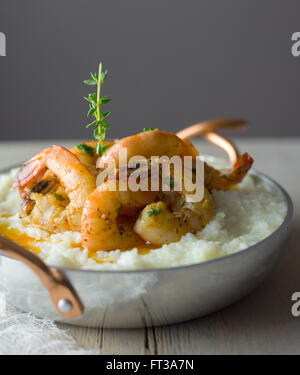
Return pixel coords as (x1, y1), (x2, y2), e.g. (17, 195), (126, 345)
(176, 118), (246, 140)
(203, 132), (240, 164)
(0, 234), (83, 319)
(177, 118), (245, 164)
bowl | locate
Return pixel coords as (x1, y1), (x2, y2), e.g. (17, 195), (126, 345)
(0, 165), (293, 328)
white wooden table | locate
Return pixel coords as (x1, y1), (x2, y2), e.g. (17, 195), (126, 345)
(0, 138), (299, 355)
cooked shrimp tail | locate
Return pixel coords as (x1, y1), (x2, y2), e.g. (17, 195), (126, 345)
(225, 152), (253, 183)
(204, 152), (253, 191)
(12, 148), (51, 197)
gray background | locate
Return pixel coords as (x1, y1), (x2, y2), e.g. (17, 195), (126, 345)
(0, 0), (299, 140)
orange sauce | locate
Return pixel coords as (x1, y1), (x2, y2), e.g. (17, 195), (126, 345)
(0, 222), (41, 254)
(0, 216), (158, 264)
(230, 185), (240, 191)
(121, 239), (158, 255)
(88, 239), (158, 264)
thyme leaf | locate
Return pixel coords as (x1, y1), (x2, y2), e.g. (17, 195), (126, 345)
(84, 63), (111, 155)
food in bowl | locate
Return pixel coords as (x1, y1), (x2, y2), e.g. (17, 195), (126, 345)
(0, 63), (287, 271)
(0, 138), (286, 270)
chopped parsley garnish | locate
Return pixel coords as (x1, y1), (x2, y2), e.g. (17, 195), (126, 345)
(53, 193), (65, 201)
(169, 176), (175, 187)
(147, 207), (162, 217)
(76, 144), (95, 156)
(116, 204), (123, 215)
(143, 127), (157, 131)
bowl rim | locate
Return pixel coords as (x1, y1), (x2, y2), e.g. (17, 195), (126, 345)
(0, 163), (294, 275)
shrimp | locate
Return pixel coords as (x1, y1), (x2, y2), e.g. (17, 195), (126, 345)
(81, 179), (162, 252)
(99, 129), (252, 191)
(19, 172), (60, 216)
(133, 153), (253, 245)
(204, 152), (253, 192)
(12, 145), (96, 231)
(28, 190), (71, 232)
(181, 138), (199, 157)
(99, 129), (196, 168)
(134, 188), (214, 245)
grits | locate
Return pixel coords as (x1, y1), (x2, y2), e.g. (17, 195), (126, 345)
(0, 162), (287, 271)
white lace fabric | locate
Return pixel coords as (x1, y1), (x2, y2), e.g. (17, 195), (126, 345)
(0, 297), (101, 355)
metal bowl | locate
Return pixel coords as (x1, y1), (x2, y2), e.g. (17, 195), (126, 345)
(0, 165), (293, 328)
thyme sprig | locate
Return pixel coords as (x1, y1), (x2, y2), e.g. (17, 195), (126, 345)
(83, 63), (111, 155)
